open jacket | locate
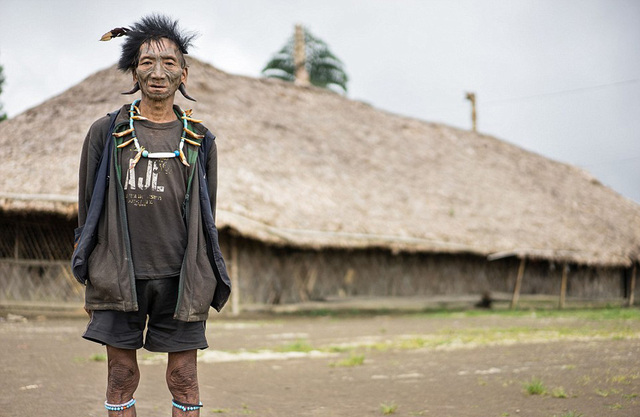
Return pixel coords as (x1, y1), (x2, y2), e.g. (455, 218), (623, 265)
(72, 104), (231, 322)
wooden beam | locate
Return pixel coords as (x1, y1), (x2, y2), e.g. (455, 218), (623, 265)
(631, 264), (637, 306)
(510, 257), (526, 309)
(230, 235), (240, 316)
(465, 92), (477, 132)
(559, 264), (568, 309)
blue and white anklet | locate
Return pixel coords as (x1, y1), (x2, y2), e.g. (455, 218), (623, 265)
(105, 398), (136, 411)
(172, 399), (203, 412)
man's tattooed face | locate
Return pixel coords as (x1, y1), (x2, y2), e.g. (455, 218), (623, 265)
(134, 38), (187, 102)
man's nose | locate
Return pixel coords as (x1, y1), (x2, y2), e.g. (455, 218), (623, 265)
(151, 61), (165, 78)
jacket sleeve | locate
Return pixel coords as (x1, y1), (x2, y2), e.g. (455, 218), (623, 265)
(205, 133), (218, 222)
(78, 116), (110, 226)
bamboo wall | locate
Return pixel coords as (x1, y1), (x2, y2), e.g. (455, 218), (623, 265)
(0, 214), (82, 302)
(0, 214), (632, 306)
(224, 234), (629, 305)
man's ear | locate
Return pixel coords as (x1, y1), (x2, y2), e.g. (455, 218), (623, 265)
(181, 66), (189, 85)
(132, 70), (138, 83)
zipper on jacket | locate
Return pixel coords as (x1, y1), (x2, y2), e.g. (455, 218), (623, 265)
(113, 134), (138, 311)
(174, 142), (200, 319)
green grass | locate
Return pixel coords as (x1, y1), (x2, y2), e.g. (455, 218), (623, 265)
(268, 305), (640, 320)
(276, 339), (314, 353)
(596, 388), (621, 397)
(89, 353), (107, 362)
(380, 402), (398, 415)
(331, 353), (365, 367)
(524, 377), (546, 395)
(551, 387), (568, 398)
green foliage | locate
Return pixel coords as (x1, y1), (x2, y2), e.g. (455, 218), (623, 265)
(277, 339), (314, 352)
(89, 353), (107, 362)
(331, 353), (365, 367)
(380, 402), (398, 415)
(551, 387), (568, 398)
(262, 26), (348, 92)
(524, 377), (546, 395)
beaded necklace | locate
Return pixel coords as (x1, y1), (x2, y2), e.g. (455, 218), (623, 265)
(115, 99), (204, 170)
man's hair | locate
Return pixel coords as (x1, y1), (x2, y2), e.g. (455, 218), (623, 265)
(118, 14), (197, 73)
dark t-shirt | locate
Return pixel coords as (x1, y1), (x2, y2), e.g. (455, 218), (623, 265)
(118, 118), (190, 279)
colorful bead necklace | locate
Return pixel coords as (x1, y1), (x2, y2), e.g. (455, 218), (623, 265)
(115, 99), (204, 170)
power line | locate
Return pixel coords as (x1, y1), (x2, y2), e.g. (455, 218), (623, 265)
(423, 78), (640, 116)
(583, 154), (640, 168)
(483, 79), (640, 106)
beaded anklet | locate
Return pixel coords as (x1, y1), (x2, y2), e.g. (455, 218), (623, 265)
(104, 398), (136, 411)
(172, 399), (203, 412)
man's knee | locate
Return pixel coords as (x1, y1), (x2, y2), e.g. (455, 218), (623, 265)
(107, 357), (140, 396)
(166, 360), (198, 396)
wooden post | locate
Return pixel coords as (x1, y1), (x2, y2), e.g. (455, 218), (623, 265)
(230, 235), (240, 316)
(559, 264), (568, 309)
(629, 264), (637, 307)
(294, 24), (310, 86)
(14, 226), (20, 259)
(511, 257), (526, 310)
(465, 92), (477, 132)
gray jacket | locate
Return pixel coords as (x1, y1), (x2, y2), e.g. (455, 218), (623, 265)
(75, 105), (230, 321)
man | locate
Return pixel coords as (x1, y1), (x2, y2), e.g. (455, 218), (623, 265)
(72, 14), (230, 416)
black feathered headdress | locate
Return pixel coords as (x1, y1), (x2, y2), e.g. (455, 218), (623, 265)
(100, 14), (199, 100)
(101, 14), (197, 72)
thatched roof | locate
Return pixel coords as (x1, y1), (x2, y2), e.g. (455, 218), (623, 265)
(1, 58), (639, 267)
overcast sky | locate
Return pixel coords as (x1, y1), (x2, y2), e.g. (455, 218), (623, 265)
(2, 0), (639, 202)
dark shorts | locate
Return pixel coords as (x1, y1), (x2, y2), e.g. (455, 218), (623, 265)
(83, 277), (208, 352)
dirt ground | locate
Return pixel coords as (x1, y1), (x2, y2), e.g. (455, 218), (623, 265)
(1, 309), (639, 417)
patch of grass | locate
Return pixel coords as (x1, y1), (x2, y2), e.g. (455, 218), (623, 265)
(325, 345), (353, 353)
(397, 337), (430, 349)
(524, 377), (546, 395)
(596, 388), (622, 397)
(578, 375), (592, 386)
(610, 373), (639, 385)
(622, 393), (638, 400)
(276, 306), (640, 320)
(608, 403), (623, 410)
(89, 353), (107, 362)
(380, 402), (398, 415)
(551, 387), (568, 398)
(369, 342), (392, 352)
(331, 353), (365, 367)
(276, 339), (314, 353)
(211, 409), (228, 413)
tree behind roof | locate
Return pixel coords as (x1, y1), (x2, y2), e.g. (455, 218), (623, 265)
(0, 60), (7, 122)
(262, 24), (348, 93)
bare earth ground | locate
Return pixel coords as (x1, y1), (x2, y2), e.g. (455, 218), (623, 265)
(1, 310), (639, 417)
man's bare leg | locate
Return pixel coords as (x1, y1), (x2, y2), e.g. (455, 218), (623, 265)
(167, 349), (200, 416)
(106, 346), (139, 416)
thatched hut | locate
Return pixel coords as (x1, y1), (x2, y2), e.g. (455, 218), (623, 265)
(1, 58), (639, 308)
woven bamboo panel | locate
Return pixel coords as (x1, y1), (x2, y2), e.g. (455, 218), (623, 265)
(0, 215), (80, 302)
(0, 261), (83, 302)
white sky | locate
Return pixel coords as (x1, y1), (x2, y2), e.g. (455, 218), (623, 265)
(1, 0), (639, 202)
